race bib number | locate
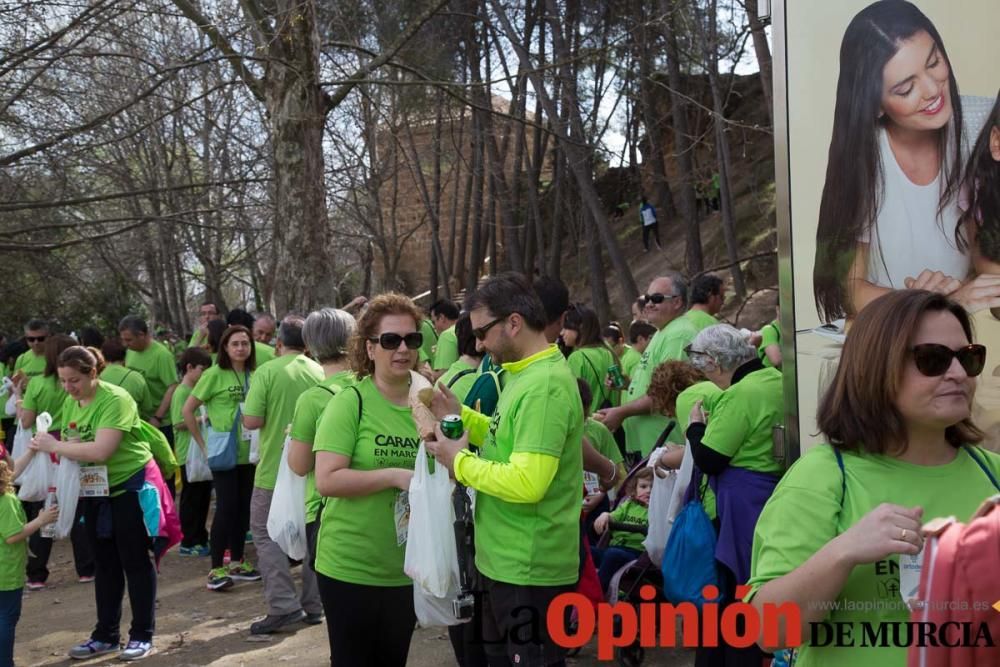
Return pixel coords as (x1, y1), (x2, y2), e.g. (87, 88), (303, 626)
(79, 465), (110, 497)
(583, 471), (601, 496)
(394, 491), (410, 546)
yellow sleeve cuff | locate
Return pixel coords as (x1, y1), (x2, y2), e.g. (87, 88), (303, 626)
(460, 405), (491, 447)
(454, 450), (560, 504)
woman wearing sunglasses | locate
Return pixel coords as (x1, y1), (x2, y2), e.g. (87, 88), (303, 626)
(312, 293), (422, 667)
(747, 290), (1000, 667)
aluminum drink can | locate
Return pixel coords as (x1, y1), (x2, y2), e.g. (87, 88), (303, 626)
(441, 414), (464, 440)
(609, 364), (626, 389)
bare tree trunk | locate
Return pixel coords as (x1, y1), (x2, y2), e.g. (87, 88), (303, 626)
(638, 9), (679, 223)
(584, 209), (611, 323)
(744, 0), (773, 127)
(466, 110), (486, 291)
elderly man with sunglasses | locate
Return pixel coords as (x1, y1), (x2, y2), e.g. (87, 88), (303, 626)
(427, 272), (583, 667)
(595, 273), (710, 461)
(13, 319), (49, 385)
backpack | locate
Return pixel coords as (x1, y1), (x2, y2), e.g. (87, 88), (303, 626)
(907, 449), (1000, 667)
(660, 468), (719, 610)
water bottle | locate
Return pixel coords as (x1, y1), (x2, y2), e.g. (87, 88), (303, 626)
(40, 487), (57, 539)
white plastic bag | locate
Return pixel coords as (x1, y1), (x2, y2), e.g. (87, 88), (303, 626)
(404, 442), (458, 598)
(185, 440), (213, 483)
(644, 441), (695, 565)
(11, 423), (31, 460)
(414, 569), (466, 627)
(17, 451), (55, 502)
(54, 457), (81, 538)
(267, 438), (306, 560)
(247, 429), (261, 465)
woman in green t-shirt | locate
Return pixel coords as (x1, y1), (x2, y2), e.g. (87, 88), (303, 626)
(312, 293), (421, 667)
(436, 313), (482, 404)
(18, 334), (94, 588)
(562, 304), (619, 414)
(30, 346), (156, 661)
(749, 291), (1000, 667)
(183, 325), (258, 592)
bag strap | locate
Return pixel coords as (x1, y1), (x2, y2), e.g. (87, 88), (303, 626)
(228, 371), (251, 444)
(318, 385), (337, 398)
(346, 385), (362, 423)
(832, 446), (846, 509)
(581, 351), (611, 405)
(446, 368), (475, 390)
(963, 445), (1000, 493)
(651, 420), (677, 452)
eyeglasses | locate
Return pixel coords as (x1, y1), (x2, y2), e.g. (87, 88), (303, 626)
(640, 293), (677, 306)
(683, 344), (712, 359)
(369, 332), (423, 350)
(911, 343), (986, 377)
(25, 336), (46, 343)
(472, 317), (506, 341)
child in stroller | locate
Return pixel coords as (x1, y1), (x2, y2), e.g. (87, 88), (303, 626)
(591, 466), (652, 593)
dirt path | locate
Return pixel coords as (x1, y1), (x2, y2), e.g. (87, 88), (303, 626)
(15, 539), (695, 666)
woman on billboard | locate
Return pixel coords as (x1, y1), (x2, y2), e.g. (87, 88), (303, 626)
(813, 0), (998, 323)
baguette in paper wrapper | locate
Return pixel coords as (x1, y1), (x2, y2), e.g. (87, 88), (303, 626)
(408, 371), (438, 440)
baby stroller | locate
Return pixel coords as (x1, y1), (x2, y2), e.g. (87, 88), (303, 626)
(592, 456), (671, 667)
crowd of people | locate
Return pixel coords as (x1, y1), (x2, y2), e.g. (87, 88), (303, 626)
(0, 262), (997, 667)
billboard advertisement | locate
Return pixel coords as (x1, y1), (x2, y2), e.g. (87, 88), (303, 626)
(775, 0), (1000, 452)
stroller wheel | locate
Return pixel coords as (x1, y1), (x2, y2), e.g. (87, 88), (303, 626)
(616, 643), (645, 667)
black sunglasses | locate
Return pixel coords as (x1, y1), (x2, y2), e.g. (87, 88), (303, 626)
(25, 336), (46, 343)
(640, 292), (677, 306)
(911, 343), (986, 377)
(369, 332), (423, 350)
(472, 317), (506, 341)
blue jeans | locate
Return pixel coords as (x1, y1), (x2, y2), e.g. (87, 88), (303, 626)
(0, 588), (24, 667)
(592, 546), (641, 594)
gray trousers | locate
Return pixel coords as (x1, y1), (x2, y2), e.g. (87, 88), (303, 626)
(250, 486), (322, 616)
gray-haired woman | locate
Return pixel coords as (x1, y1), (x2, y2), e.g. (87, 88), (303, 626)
(683, 323), (784, 667)
(286, 309), (357, 576)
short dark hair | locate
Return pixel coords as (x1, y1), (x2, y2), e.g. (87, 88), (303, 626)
(628, 321), (657, 343)
(277, 316), (306, 349)
(100, 338), (128, 364)
(690, 275), (723, 305)
(118, 315), (148, 335)
(602, 323), (625, 344)
(177, 347), (212, 374)
(78, 326), (105, 349)
(454, 313), (479, 358)
(532, 275), (570, 326)
(430, 299), (460, 321)
(226, 308), (255, 329)
(201, 301), (219, 314)
(24, 319), (48, 333)
(468, 272), (547, 332)
(817, 290), (981, 455)
(206, 319), (227, 353)
(44, 335), (77, 377)
(217, 325), (256, 371)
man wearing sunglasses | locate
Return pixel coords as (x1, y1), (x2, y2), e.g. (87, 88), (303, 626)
(596, 273), (708, 460)
(425, 272), (583, 667)
(13, 319), (50, 385)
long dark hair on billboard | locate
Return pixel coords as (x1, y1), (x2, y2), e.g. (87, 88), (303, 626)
(813, 0), (964, 322)
(962, 93), (1000, 262)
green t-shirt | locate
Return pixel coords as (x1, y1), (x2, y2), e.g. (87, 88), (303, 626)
(313, 376), (419, 586)
(0, 490), (27, 591)
(685, 309), (718, 331)
(675, 381), (723, 518)
(14, 350), (46, 379)
(22, 374), (68, 431)
(244, 353), (324, 490)
(623, 314), (702, 455)
(290, 371), (355, 523)
(439, 359), (477, 404)
(191, 365), (253, 464)
(748, 445), (1000, 667)
(620, 345), (641, 378)
(473, 345), (584, 586)
(125, 340), (176, 414)
(608, 499), (649, 551)
(419, 318), (437, 364)
(758, 319), (781, 368)
(432, 325), (459, 371)
(255, 341), (276, 366)
(568, 346), (615, 414)
(60, 381), (153, 488)
(703, 367), (784, 474)
(100, 365), (153, 418)
(584, 417), (622, 465)
(170, 383), (194, 462)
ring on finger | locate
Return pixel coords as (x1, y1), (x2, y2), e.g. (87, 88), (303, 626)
(900, 528), (908, 541)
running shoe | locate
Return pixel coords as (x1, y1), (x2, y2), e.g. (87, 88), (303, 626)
(249, 610), (306, 635)
(245, 531), (253, 544)
(207, 567), (234, 591)
(69, 639), (118, 660)
(229, 561), (262, 581)
(78, 575), (95, 584)
(179, 544), (210, 557)
(223, 548), (231, 565)
(25, 580), (45, 591)
(120, 640), (153, 661)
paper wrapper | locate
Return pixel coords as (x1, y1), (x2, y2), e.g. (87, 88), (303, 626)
(408, 371), (438, 440)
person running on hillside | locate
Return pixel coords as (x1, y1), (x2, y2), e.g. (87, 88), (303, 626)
(639, 196), (661, 251)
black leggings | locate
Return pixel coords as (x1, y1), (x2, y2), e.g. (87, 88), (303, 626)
(82, 493), (156, 643)
(210, 464), (254, 568)
(642, 222), (660, 250)
(24, 499), (94, 582)
(316, 573), (415, 667)
(179, 465), (212, 548)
